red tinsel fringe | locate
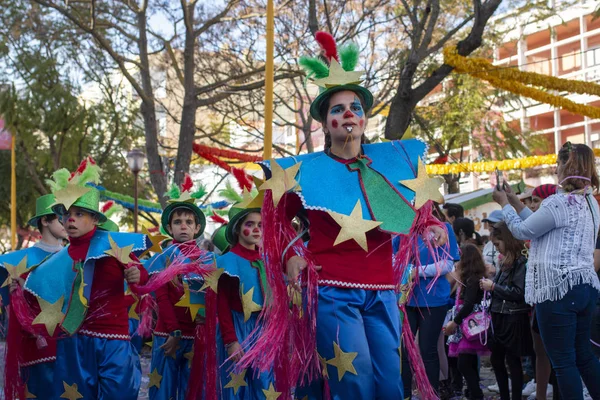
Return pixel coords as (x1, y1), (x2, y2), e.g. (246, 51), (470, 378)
(192, 143), (263, 163)
(4, 304), (25, 400)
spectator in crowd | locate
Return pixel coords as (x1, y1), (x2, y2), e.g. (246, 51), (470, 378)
(444, 203), (465, 224)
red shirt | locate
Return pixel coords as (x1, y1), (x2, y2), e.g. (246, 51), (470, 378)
(284, 193), (395, 290)
(217, 244), (261, 345)
(153, 280), (197, 338)
(69, 228), (149, 339)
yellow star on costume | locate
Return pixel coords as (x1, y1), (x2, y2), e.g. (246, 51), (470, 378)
(148, 368), (162, 389)
(127, 291), (140, 320)
(167, 190), (194, 203)
(53, 184), (91, 212)
(60, 382), (83, 400)
(184, 349), (194, 368)
(326, 342), (358, 381)
(25, 384), (36, 398)
(224, 369), (248, 394)
(104, 235), (134, 265)
(262, 383), (282, 400)
(1, 255), (29, 288)
(139, 226), (169, 258)
(32, 295), (65, 336)
(241, 176), (265, 209)
(200, 267), (224, 293)
(259, 161), (302, 206)
(327, 200), (382, 252)
(318, 353), (329, 379)
(313, 59), (364, 88)
(240, 284), (262, 322)
(175, 282), (204, 321)
(399, 158), (444, 209)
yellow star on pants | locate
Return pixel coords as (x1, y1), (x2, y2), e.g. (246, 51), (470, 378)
(148, 368), (163, 389)
(184, 349), (194, 368)
(259, 161), (302, 206)
(60, 382), (83, 400)
(240, 284), (262, 322)
(262, 383), (282, 400)
(32, 295), (65, 336)
(327, 200), (382, 252)
(200, 267), (224, 293)
(224, 369), (248, 395)
(175, 282), (203, 321)
(25, 384), (36, 398)
(1, 255), (29, 287)
(326, 342), (358, 381)
(399, 158), (444, 209)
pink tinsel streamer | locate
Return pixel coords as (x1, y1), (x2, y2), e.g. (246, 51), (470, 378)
(4, 304), (25, 400)
(136, 294), (156, 338)
(9, 285), (38, 337)
(238, 192), (320, 397)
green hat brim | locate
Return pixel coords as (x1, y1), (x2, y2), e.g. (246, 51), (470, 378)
(211, 225), (230, 253)
(225, 207), (261, 245)
(161, 203), (206, 239)
(309, 84), (374, 122)
(98, 219), (120, 233)
(27, 212), (56, 228)
(51, 204), (108, 224)
(28, 194), (59, 227)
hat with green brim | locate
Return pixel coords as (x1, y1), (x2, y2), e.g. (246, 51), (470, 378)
(98, 219), (119, 232)
(161, 202), (206, 239)
(211, 225), (229, 253)
(309, 84), (373, 122)
(28, 194), (59, 227)
(51, 188), (107, 224)
(225, 205), (261, 245)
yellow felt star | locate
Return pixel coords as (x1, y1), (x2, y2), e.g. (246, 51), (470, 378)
(32, 295), (65, 336)
(200, 267), (224, 293)
(167, 190), (194, 204)
(327, 200), (382, 252)
(242, 177), (265, 209)
(175, 282), (204, 321)
(240, 284), (262, 322)
(399, 158), (444, 209)
(184, 349), (194, 368)
(60, 382), (83, 400)
(25, 384), (36, 399)
(53, 183), (91, 212)
(224, 369), (248, 394)
(139, 226), (169, 258)
(127, 292), (140, 320)
(1, 255), (29, 288)
(104, 235), (134, 265)
(259, 161), (302, 206)
(318, 353), (329, 379)
(313, 59), (364, 88)
(262, 383), (282, 400)
(148, 368), (163, 389)
(326, 342), (358, 381)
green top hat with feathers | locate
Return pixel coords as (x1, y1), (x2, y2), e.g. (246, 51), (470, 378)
(161, 173), (206, 239)
(47, 157), (107, 223)
(299, 31), (373, 122)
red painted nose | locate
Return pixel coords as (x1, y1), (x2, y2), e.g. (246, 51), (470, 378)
(343, 110), (353, 119)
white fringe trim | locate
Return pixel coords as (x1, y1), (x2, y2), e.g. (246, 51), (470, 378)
(153, 331), (195, 340)
(21, 356), (56, 367)
(318, 280), (396, 290)
(525, 268), (600, 305)
(78, 329), (130, 341)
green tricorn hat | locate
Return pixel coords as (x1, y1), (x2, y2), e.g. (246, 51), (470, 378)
(46, 157), (107, 223)
(161, 174), (206, 239)
(299, 31), (373, 122)
(211, 224), (230, 253)
(28, 194), (59, 227)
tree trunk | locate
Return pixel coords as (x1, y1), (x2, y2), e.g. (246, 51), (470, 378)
(137, 8), (167, 207)
(445, 175), (460, 194)
(173, 2), (197, 186)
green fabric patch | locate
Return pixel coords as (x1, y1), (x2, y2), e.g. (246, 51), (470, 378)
(61, 262), (88, 335)
(251, 259), (270, 305)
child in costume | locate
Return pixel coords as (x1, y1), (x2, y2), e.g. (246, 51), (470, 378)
(1, 194), (67, 399)
(145, 175), (213, 400)
(240, 32), (448, 399)
(22, 158), (152, 400)
(216, 187), (274, 399)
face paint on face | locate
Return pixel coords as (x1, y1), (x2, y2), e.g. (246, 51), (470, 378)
(331, 119), (338, 128)
(343, 110), (354, 119)
(237, 212), (262, 249)
(359, 119), (364, 128)
(242, 228), (251, 237)
(351, 97), (364, 118)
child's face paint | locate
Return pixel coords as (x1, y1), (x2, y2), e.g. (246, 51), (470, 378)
(350, 97), (364, 118)
(237, 212), (262, 249)
(331, 119), (338, 128)
(325, 91), (368, 144)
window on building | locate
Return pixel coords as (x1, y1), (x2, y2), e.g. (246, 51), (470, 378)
(586, 47), (600, 67)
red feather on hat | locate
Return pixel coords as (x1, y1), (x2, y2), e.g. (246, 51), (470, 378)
(101, 201), (115, 213)
(210, 211), (228, 225)
(315, 31), (339, 62)
(231, 167), (253, 192)
(181, 173), (194, 192)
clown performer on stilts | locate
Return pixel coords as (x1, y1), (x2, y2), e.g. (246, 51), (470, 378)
(237, 32), (449, 400)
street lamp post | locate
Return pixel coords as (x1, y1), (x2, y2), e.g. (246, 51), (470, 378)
(126, 149), (145, 233)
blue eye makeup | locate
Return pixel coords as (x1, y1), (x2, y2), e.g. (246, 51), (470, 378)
(330, 105), (344, 115)
(351, 98), (364, 117)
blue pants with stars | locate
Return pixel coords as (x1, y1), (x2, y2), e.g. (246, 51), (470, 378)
(149, 335), (194, 400)
(296, 287), (403, 400)
(22, 362), (55, 399)
(218, 311), (274, 399)
(53, 334), (142, 400)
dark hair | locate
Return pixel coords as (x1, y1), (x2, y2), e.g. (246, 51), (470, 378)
(37, 214), (58, 232)
(432, 202), (447, 222)
(453, 217), (474, 241)
(443, 203), (464, 219)
(491, 221), (525, 270)
(557, 142), (599, 192)
(457, 243), (487, 287)
(168, 208), (200, 226)
(231, 211), (261, 245)
(319, 90), (369, 150)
